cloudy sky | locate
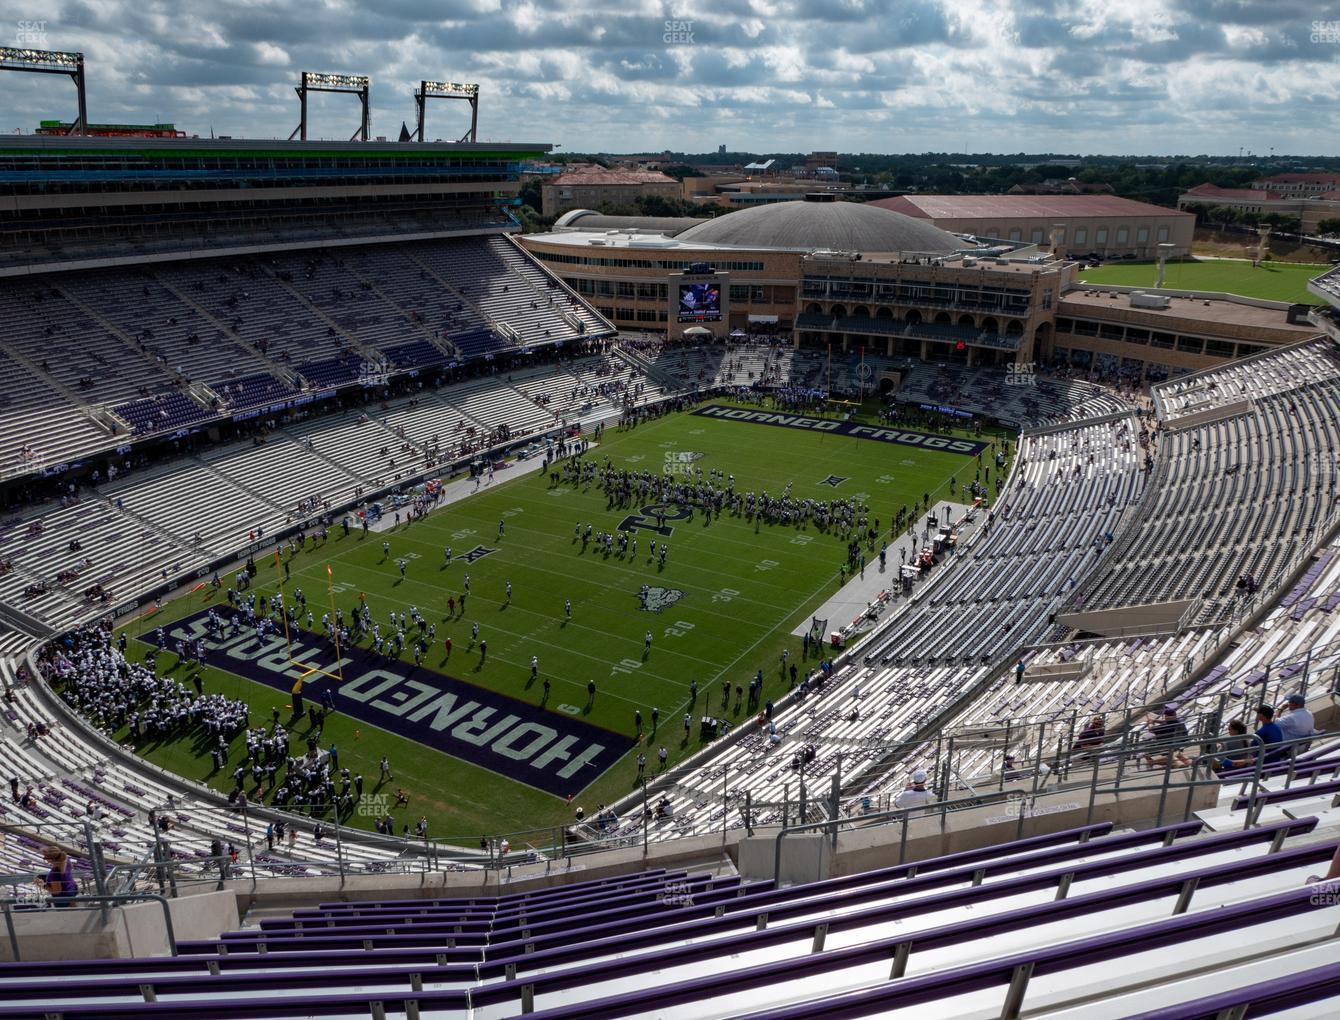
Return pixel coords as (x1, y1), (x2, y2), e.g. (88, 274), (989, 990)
(2, 0), (1337, 155)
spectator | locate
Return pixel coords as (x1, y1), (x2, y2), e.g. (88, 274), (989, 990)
(893, 768), (933, 810)
(1144, 706), (1190, 769)
(39, 847), (77, 907)
(1213, 719), (1254, 773)
(1255, 704), (1286, 765)
(1072, 715), (1105, 757)
(1276, 693), (1315, 748)
(1306, 843), (1340, 887)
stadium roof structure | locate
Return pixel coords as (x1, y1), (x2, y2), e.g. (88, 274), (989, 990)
(552, 209), (707, 235)
(0, 134), (550, 156)
(674, 197), (964, 254)
(1179, 183), (1284, 202)
(873, 194), (1195, 219)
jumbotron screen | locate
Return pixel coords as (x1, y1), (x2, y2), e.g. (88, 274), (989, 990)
(677, 281), (722, 323)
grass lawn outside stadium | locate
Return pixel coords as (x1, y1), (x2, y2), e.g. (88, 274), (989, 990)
(99, 399), (1012, 843)
(1076, 257), (1328, 305)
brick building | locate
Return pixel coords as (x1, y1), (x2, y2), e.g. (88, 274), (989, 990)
(541, 165), (681, 217)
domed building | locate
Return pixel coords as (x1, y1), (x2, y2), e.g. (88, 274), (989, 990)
(519, 194), (978, 340)
(518, 193), (1092, 368)
(674, 196), (964, 255)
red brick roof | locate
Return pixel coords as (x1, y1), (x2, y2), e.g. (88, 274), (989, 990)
(550, 164), (676, 187)
(1182, 183), (1283, 201)
(870, 194), (1191, 220)
(1259, 173), (1340, 185)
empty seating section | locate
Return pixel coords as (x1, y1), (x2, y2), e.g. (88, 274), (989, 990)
(57, 271), (273, 389)
(906, 626), (1223, 785)
(202, 438), (359, 526)
(263, 250), (433, 361)
(1168, 536), (1340, 722)
(1078, 343), (1340, 620)
(103, 463), (273, 558)
(411, 237), (596, 347)
(111, 392), (212, 436)
(455, 378), (561, 437)
(0, 348), (114, 477)
(346, 244), (489, 364)
(285, 412), (425, 488)
(0, 501), (202, 629)
(155, 260), (352, 374)
(0, 235), (616, 477)
(1310, 263), (1340, 303)
(897, 361), (1128, 426)
(485, 234), (608, 335)
(0, 283), (177, 406)
(1156, 336), (1340, 418)
(869, 416), (1145, 668)
(1, 817), (1336, 1018)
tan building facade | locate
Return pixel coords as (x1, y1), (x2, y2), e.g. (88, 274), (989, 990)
(518, 199), (1319, 389)
(1049, 290), (1316, 382)
(519, 231), (802, 332)
(873, 195), (1196, 258)
(541, 166), (681, 217)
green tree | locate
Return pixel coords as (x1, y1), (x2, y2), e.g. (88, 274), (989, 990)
(1315, 218), (1340, 236)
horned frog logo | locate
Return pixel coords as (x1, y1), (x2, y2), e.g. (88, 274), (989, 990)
(637, 585), (685, 613)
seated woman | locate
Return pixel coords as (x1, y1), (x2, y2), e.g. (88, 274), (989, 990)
(1214, 719), (1254, 773)
(39, 847), (77, 908)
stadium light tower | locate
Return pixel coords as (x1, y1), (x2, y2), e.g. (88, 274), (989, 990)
(0, 48), (87, 135)
(289, 71), (371, 142)
(413, 80), (479, 142)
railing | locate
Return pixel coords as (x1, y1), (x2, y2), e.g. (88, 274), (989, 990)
(773, 730), (1326, 886)
(1, 892), (177, 961)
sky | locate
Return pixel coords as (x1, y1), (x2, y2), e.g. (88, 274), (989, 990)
(1, 0), (1338, 155)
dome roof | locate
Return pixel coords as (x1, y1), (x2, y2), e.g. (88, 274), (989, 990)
(676, 198), (964, 254)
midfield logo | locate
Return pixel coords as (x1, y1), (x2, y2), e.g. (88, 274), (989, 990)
(819, 475), (848, 488)
(456, 544), (498, 564)
(617, 502), (692, 537)
(638, 586), (686, 613)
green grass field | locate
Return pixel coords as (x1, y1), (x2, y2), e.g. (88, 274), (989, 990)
(1076, 258), (1328, 304)
(97, 401), (1008, 842)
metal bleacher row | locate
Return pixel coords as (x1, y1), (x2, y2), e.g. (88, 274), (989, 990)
(1078, 337), (1340, 622)
(631, 411), (1148, 838)
(0, 815), (1336, 1018)
(0, 234), (614, 478)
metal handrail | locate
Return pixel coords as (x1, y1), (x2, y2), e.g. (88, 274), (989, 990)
(1, 892), (177, 961)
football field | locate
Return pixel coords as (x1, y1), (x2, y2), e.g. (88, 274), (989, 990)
(109, 401), (1007, 840)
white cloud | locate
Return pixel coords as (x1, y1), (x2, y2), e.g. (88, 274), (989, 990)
(0, 0), (1330, 154)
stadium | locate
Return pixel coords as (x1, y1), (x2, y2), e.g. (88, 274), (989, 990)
(2, 49), (1340, 1020)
